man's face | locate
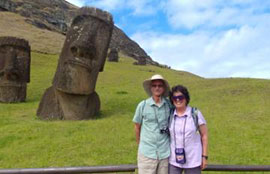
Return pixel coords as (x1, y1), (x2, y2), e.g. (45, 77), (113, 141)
(150, 80), (165, 97)
(53, 14), (113, 95)
(0, 45), (30, 86)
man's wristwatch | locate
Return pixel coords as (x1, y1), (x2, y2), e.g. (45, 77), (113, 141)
(202, 155), (208, 160)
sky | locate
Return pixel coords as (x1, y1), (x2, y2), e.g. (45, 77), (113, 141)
(66, 0), (270, 79)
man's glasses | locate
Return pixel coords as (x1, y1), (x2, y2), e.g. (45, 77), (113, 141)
(172, 95), (185, 101)
(151, 84), (163, 88)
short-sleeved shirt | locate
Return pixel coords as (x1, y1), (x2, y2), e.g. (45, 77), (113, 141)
(133, 97), (171, 160)
(169, 106), (206, 168)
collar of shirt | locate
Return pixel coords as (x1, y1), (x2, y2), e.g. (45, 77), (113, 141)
(173, 106), (191, 118)
(148, 97), (166, 107)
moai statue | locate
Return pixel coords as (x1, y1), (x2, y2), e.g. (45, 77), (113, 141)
(37, 7), (114, 120)
(0, 37), (31, 103)
(108, 48), (119, 62)
(137, 56), (146, 65)
(133, 55), (146, 65)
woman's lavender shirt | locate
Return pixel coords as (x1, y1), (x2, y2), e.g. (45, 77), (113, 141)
(169, 106), (206, 168)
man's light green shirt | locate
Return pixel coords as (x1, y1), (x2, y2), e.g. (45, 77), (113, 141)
(133, 97), (170, 160)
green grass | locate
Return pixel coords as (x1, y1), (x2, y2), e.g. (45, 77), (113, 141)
(0, 51), (269, 173)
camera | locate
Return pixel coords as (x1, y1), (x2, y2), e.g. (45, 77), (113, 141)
(160, 127), (169, 135)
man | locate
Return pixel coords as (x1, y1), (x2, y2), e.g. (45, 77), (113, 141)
(133, 74), (171, 174)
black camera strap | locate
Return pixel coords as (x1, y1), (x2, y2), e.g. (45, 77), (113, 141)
(173, 115), (187, 148)
(153, 107), (162, 130)
(141, 98), (169, 131)
(153, 100), (169, 130)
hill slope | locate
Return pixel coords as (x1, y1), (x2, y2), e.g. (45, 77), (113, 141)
(0, 12), (65, 54)
(0, 52), (269, 169)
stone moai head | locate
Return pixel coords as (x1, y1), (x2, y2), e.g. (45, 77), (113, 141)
(138, 56), (147, 65)
(133, 55), (146, 66)
(108, 48), (119, 62)
(53, 7), (114, 95)
(0, 37), (30, 102)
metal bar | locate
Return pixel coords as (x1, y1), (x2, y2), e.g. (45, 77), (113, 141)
(206, 164), (270, 172)
(0, 164), (270, 173)
(0, 165), (137, 174)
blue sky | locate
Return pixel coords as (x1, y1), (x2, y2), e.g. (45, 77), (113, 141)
(66, 0), (270, 79)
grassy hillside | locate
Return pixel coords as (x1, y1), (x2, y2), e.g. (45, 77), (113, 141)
(0, 12), (65, 54)
(0, 51), (269, 172)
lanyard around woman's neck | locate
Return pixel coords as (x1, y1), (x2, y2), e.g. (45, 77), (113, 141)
(173, 114), (187, 148)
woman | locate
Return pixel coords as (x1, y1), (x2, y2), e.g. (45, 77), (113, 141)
(169, 85), (208, 174)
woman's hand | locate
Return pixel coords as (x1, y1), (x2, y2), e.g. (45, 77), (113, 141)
(201, 157), (207, 170)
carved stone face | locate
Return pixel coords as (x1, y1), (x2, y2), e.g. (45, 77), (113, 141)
(108, 48), (119, 62)
(0, 37), (30, 102)
(53, 8), (113, 95)
(37, 7), (114, 120)
(0, 40), (30, 86)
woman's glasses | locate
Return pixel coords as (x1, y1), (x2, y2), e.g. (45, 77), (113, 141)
(172, 95), (185, 101)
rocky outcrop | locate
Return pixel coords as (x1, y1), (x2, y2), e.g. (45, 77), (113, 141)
(0, 0), (168, 67)
(110, 26), (155, 65)
(0, 0), (77, 34)
(0, 0), (16, 12)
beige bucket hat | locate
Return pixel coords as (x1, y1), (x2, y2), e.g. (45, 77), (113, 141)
(143, 74), (170, 97)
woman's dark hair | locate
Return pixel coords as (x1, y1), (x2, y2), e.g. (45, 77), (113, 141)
(170, 85), (190, 105)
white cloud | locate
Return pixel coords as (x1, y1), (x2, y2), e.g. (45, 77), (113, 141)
(127, 0), (158, 16)
(131, 22), (270, 79)
(128, 0), (270, 79)
(163, 0), (270, 30)
(163, 0), (216, 29)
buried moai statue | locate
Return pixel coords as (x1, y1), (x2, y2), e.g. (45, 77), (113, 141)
(0, 37), (31, 103)
(133, 55), (146, 65)
(37, 7), (114, 120)
(108, 48), (119, 62)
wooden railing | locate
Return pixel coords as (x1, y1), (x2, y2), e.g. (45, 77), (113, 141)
(0, 164), (269, 173)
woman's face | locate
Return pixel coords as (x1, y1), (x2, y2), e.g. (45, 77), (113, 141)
(172, 91), (187, 108)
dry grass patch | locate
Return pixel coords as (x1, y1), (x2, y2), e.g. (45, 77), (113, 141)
(0, 12), (65, 54)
